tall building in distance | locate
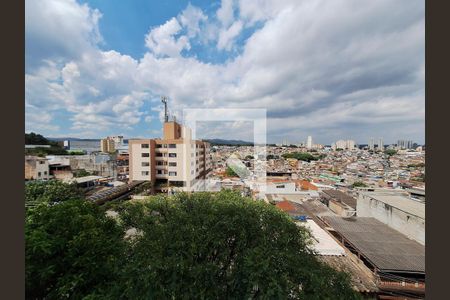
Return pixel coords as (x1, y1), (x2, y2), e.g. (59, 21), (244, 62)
(332, 139), (355, 150)
(109, 135), (124, 148)
(306, 136), (313, 149)
(397, 139), (414, 150)
(378, 137), (384, 151)
(368, 137), (375, 151)
(100, 137), (116, 153)
(128, 101), (211, 193)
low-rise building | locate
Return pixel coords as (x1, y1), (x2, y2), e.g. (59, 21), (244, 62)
(321, 190), (357, 217)
(356, 189), (425, 245)
(25, 156), (50, 180)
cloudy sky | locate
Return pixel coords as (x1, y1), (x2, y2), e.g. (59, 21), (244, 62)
(25, 0), (424, 144)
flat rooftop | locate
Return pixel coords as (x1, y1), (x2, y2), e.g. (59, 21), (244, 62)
(360, 191), (425, 219)
(322, 189), (357, 209)
(64, 175), (104, 184)
(322, 216), (425, 274)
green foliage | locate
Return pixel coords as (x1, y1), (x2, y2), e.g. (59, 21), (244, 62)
(25, 132), (55, 145)
(26, 200), (126, 299)
(73, 169), (91, 177)
(266, 154), (276, 159)
(352, 181), (368, 188)
(412, 174), (425, 182)
(25, 181), (83, 205)
(25, 146), (68, 156)
(245, 155), (254, 160)
(68, 150), (85, 155)
(112, 191), (360, 299)
(133, 181), (152, 195)
(407, 163), (425, 168)
(26, 191), (360, 299)
(282, 152), (320, 162)
(25, 133), (68, 156)
(384, 149), (397, 156)
(336, 148), (344, 151)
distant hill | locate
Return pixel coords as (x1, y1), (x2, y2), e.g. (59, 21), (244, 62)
(45, 136), (253, 146)
(46, 137), (100, 142)
(205, 139), (254, 146)
(25, 133), (68, 155)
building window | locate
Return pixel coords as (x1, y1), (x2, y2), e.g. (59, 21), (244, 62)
(156, 153), (163, 157)
(169, 153), (177, 158)
(156, 144), (162, 148)
(44, 171), (47, 175)
(141, 171), (149, 176)
(141, 144), (149, 148)
(276, 185), (285, 188)
(142, 162), (150, 167)
(141, 153), (150, 157)
(169, 171), (177, 176)
(168, 144), (176, 148)
(157, 170), (162, 174)
(38, 172), (41, 177)
(39, 161), (45, 164)
(169, 162), (177, 167)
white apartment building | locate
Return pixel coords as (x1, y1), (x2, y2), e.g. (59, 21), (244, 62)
(306, 136), (313, 149)
(333, 139), (355, 150)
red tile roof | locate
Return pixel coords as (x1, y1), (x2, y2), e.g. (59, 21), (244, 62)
(276, 200), (296, 212)
(295, 180), (318, 191)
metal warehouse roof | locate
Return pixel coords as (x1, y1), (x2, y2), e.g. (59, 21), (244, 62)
(297, 220), (345, 256)
(322, 216), (425, 274)
(64, 176), (104, 184)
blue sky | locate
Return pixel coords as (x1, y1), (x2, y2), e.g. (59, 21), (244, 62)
(25, 0), (425, 144)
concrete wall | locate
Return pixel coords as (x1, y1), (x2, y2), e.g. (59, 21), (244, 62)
(25, 157), (50, 180)
(357, 194), (425, 245)
(265, 182), (297, 194)
(329, 200), (350, 217)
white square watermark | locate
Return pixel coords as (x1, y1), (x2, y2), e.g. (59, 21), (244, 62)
(181, 108), (267, 195)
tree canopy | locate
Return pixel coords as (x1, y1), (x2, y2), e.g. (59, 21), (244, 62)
(282, 152), (322, 162)
(73, 169), (91, 177)
(25, 132), (68, 156)
(384, 149), (397, 156)
(26, 200), (126, 299)
(25, 180), (82, 206)
(26, 190), (360, 299)
(352, 181), (368, 188)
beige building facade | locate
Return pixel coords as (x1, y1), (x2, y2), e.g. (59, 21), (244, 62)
(25, 156), (50, 180)
(100, 138), (116, 153)
(129, 120), (212, 192)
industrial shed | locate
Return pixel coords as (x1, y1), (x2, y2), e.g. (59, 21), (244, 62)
(322, 216), (425, 275)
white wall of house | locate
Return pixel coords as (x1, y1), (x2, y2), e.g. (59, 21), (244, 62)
(357, 194), (425, 245)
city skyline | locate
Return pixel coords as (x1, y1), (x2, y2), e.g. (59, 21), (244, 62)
(26, 0), (425, 144)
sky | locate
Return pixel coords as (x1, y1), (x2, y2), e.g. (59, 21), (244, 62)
(25, 0), (425, 144)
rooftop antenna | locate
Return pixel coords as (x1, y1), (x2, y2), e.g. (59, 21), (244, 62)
(161, 96), (168, 123)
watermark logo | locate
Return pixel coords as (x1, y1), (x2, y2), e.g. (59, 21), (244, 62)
(181, 108), (267, 195)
